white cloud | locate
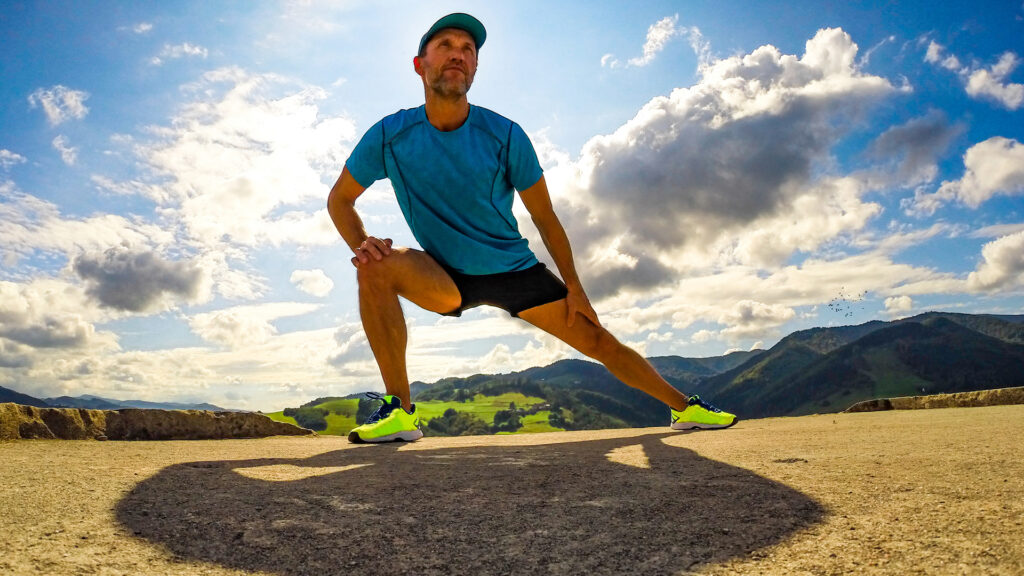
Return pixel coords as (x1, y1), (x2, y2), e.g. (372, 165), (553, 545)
(151, 42), (209, 66)
(967, 231), (1024, 292)
(717, 300), (796, 341)
(133, 68), (356, 247)
(559, 27), (895, 298)
(0, 149), (27, 170)
(73, 245), (209, 313)
(0, 183), (174, 270)
(133, 22), (153, 34)
(290, 269), (334, 297)
(629, 15), (683, 67)
(908, 137), (1024, 215)
(27, 85), (90, 126)
(51, 135), (78, 165)
(924, 41), (1023, 110)
(884, 295), (913, 316)
(602, 14), (686, 69)
(188, 302), (321, 348)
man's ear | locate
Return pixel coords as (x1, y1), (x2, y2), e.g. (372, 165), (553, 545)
(413, 56), (422, 75)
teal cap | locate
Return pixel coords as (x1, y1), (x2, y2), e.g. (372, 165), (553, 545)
(418, 13), (486, 55)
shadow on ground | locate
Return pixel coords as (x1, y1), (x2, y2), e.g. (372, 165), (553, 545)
(116, 432), (823, 575)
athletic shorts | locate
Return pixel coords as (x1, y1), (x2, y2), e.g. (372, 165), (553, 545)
(440, 262), (568, 318)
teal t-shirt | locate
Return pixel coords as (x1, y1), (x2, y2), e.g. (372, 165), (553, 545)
(345, 105), (543, 275)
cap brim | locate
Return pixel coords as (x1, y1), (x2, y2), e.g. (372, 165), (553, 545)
(419, 13), (486, 54)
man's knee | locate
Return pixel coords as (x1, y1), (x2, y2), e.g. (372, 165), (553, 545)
(580, 326), (623, 361)
(356, 256), (398, 291)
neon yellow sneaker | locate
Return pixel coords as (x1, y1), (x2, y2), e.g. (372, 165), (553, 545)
(348, 392), (423, 443)
(670, 395), (737, 430)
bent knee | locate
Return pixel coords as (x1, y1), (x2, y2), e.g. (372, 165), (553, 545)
(356, 255), (397, 289)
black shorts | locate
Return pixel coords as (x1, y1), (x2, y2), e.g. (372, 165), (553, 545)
(440, 263), (568, 318)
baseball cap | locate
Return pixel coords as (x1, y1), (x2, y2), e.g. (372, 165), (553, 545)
(418, 13), (487, 55)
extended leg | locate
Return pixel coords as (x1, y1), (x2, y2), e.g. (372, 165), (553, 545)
(356, 248), (461, 411)
(517, 300), (689, 411)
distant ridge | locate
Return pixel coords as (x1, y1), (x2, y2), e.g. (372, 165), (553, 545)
(390, 311), (1024, 428)
(0, 386), (50, 408)
(42, 394), (234, 412)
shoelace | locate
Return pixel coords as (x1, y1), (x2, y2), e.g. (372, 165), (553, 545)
(688, 394), (722, 413)
(363, 392), (398, 424)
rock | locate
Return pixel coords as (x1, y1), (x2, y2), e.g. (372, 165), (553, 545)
(0, 403), (313, 440)
(844, 386), (1024, 413)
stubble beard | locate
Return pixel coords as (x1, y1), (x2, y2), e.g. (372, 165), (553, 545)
(428, 69), (474, 99)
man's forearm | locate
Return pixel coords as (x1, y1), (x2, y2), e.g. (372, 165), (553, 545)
(327, 194), (368, 253)
(534, 215), (583, 290)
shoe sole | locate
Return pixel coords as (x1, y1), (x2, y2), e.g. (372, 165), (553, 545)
(348, 429), (424, 443)
(671, 418), (739, 431)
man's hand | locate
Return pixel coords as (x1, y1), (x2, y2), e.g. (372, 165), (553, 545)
(351, 236), (394, 267)
(566, 285), (600, 328)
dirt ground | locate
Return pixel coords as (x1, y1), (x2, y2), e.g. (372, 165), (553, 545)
(1, 405), (1021, 575)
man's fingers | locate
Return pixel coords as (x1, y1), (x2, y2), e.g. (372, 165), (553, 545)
(358, 237), (394, 261)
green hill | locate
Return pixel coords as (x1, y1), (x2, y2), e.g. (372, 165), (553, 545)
(695, 313), (1024, 418)
(274, 312), (1024, 435)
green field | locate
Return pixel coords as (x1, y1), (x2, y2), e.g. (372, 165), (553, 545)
(266, 392), (564, 436)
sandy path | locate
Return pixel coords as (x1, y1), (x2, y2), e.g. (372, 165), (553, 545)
(1, 405), (1021, 575)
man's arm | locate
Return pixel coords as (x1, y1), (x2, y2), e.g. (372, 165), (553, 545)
(519, 175), (600, 327)
(327, 167), (392, 267)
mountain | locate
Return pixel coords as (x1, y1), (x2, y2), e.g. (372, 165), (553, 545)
(693, 312), (1024, 418)
(43, 394), (231, 412)
(409, 350), (761, 428)
(0, 386), (50, 407)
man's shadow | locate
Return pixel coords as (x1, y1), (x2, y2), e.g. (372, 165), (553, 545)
(116, 432), (823, 575)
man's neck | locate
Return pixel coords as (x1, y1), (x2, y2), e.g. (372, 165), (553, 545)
(423, 93), (470, 132)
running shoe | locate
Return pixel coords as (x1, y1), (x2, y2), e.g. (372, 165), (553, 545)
(348, 392), (423, 443)
(670, 395), (737, 430)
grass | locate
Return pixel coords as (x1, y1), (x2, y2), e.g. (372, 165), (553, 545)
(266, 392), (562, 436)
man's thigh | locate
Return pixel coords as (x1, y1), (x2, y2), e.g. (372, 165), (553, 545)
(358, 247), (461, 314)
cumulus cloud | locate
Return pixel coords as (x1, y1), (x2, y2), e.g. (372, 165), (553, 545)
(290, 269), (334, 297)
(73, 245), (207, 312)
(51, 135), (78, 165)
(924, 41), (1023, 110)
(27, 85), (90, 126)
(884, 295), (913, 316)
(907, 137), (1024, 215)
(0, 184), (173, 268)
(328, 322), (373, 369)
(188, 302), (320, 348)
(717, 300), (796, 341)
(0, 149), (27, 170)
(134, 68), (356, 247)
(559, 28), (895, 298)
(0, 280), (104, 350)
(603, 14), (688, 69)
(133, 22), (153, 34)
(151, 42), (209, 66)
(967, 231), (1024, 292)
(866, 110), (962, 186)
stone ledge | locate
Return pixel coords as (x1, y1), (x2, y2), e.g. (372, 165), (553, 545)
(844, 386), (1024, 413)
(0, 403), (314, 440)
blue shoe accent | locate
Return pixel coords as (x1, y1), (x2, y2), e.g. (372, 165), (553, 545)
(687, 394), (724, 413)
(363, 392), (401, 424)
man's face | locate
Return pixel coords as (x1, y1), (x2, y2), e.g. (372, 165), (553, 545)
(416, 28), (478, 98)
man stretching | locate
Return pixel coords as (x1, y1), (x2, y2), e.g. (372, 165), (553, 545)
(327, 13), (736, 443)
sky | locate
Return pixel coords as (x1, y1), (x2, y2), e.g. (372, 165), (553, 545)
(2, 1), (1023, 411)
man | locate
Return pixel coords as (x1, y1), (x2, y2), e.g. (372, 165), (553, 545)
(328, 13), (735, 443)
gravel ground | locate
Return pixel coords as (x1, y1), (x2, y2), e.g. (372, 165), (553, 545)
(1, 405), (1021, 575)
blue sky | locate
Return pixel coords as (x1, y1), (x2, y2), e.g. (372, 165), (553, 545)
(2, 1), (1023, 411)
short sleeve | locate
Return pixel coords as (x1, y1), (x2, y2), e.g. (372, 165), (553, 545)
(345, 120), (387, 188)
(506, 122), (544, 191)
